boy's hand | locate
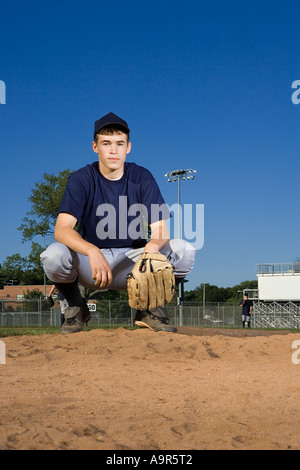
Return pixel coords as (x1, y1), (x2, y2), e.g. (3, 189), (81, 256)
(143, 240), (161, 254)
(54, 213), (113, 288)
(87, 246), (113, 288)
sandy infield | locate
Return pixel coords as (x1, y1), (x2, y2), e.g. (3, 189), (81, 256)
(0, 327), (299, 450)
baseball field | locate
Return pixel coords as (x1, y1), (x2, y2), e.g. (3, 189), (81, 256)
(0, 327), (299, 450)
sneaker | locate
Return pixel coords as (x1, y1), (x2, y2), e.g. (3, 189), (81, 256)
(60, 305), (91, 335)
(134, 308), (177, 333)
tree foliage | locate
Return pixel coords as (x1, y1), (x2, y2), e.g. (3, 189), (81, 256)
(184, 280), (258, 304)
(0, 242), (47, 288)
(0, 254), (28, 287)
(18, 169), (73, 242)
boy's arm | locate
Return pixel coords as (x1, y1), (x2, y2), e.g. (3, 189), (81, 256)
(49, 285), (56, 296)
(144, 219), (170, 254)
(54, 212), (112, 288)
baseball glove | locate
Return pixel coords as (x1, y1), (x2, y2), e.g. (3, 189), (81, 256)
(127, 252), (175, 311)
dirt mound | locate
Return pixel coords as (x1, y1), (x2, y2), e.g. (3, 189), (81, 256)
(0, 327), (299, 450)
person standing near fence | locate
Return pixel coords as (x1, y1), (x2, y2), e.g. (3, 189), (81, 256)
(47, 284), (69, 326)
(58, 290), (69, 326)
(240, 293), (253, 328)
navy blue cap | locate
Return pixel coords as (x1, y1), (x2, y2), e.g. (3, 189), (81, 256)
(94, 112), (130, 139)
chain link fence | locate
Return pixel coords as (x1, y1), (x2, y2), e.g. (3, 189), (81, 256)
(1, 298), (300, 329)
(0, 298), (59, 327)
(0, 299), (248, 329)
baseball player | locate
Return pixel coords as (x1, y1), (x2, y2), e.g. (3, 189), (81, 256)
(240, 293), (253, 328)
(41, 112), (196, 334)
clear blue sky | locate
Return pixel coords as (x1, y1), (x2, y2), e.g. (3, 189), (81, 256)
(0, 0), (299, 290)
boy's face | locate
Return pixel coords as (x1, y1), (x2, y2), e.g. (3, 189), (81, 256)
(92, 133), (131, 177)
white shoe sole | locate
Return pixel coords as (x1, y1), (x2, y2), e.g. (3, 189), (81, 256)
(134, 320), (155, 331)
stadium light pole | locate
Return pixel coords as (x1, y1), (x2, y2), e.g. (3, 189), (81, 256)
(164, 169), (196, 326)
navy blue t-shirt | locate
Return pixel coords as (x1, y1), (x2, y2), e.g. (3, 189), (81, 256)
(58, 161), (170, 249)
(240, 299), (253, 315)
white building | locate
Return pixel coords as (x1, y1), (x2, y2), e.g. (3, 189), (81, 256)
(256, 262), (300, 302)
(246, 262), (300, 329)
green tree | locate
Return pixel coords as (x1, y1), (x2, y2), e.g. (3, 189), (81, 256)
(226, 280), (258, 303)
(184, 280), (258, 304)
(0, 254), (28, 287)
(18, 169), (73, 242)
(23, 288), (44, 299)
(1, 170), (73, 288)
(0, 247), (47, 288)
(21, 242), (46, 285)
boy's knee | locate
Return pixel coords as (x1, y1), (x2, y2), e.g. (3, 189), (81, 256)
(41, 242), (69, 266)
(170, 238), (195, 256)
(167, 239), (196, 277)
(40, 243), (76, 282)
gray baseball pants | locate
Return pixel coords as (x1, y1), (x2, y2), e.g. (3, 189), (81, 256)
(40, 239), (196, 291)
